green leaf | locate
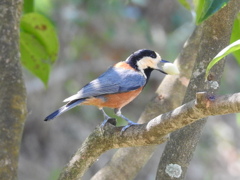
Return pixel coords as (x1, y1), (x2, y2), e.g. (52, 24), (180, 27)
(205, 39), (240, 79)
(194, 0), (230, 24)
(178, 0), (191, 10)
(20, 32), (51, 86)
(23, 0), (34, 13)
(20, 12), (59, 86)
(230, 13), (240, 64)
(35, 0), (53, 15)
(20, 12), (59, 63)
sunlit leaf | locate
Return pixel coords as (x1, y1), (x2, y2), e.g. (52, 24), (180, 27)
(230, 13), (240, 64)
(205, 39), (240, 79)
(35, 0), (53, 15)
(178, 0), (191, 10)
(20, 32), (51, 86)
(20, 12), (59, 63)
(194, 0), (230, 24)
(20, 12), (59, 86)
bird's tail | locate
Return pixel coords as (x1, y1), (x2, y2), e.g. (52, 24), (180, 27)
(44, 99), (85, 121)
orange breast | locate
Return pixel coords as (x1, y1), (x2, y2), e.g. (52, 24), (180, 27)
(82, 87), (143, 109)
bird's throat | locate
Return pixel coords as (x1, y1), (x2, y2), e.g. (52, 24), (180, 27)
(143, 68), (154, 83)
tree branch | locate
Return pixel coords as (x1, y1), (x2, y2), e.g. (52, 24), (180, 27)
(58, 92), (240, 179)
(0, 0), (26, 179)
(91, 20), (203, 180)
(156, 0), (240, 179)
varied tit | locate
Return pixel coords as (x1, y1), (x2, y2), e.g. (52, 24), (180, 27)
(44, 49), (179, 132)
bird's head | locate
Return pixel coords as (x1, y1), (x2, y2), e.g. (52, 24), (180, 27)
(125, 49), (179, 79)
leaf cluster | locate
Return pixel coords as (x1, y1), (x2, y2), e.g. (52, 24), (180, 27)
(20, 0), (59, 86)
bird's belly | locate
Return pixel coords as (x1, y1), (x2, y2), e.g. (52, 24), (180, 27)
(82, 88), (143, 109)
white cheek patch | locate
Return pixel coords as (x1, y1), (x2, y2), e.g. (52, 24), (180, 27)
(137, 57), (158, 70)
(137, 59), (148, 70)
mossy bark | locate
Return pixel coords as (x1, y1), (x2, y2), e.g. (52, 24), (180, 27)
(57, 1), (240, 179)
(91, 24), (203, 180)
(0, 0), (26, 179)
(156, 0), (240, 179)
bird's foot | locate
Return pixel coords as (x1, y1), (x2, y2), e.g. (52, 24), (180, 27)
(121, 122), (140, 133)
(100, 118), (117, 128)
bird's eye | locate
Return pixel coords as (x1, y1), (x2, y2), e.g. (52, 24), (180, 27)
(150, 53), (156, 58)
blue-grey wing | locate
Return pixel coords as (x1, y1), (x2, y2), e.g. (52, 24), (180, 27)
(63, 67), (146, 102)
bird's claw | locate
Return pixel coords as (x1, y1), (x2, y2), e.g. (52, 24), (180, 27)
(100, 118), (117, 128)
(121, 122), (139, 133)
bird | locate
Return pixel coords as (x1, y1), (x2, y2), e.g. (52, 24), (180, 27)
(44, 49), (179, 132)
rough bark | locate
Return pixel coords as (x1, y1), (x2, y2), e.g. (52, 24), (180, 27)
(57, 1), (240, 179)
(58, 91), (240, 180)
(156, 0), (240, 179)
(0, 0), (26, 179)
(91, 21), (203, 180)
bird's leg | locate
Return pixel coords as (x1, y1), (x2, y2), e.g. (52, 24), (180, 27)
(114, 109), (139, 132)
(100, 108), (116, 127)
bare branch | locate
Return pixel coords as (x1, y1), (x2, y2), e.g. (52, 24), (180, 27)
(91, 22), (204, 180)
(156, 0), (240, 179)
(58, 92), (240, 179)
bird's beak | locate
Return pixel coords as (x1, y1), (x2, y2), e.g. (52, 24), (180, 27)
(156, 60), (180, 75)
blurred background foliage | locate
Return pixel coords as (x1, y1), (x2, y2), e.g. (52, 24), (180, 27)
(19, 0), (240, 180)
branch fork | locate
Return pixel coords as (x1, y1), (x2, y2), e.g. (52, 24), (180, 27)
(59, 91), (240, 179)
